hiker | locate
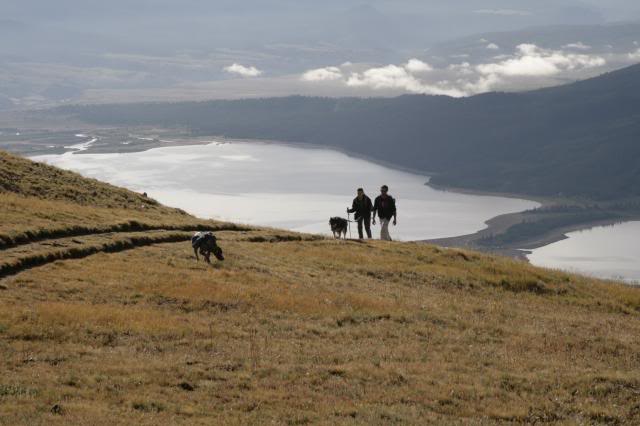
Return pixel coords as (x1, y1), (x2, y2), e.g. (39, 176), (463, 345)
(347, 187), (373, 239)
(372, 185), (397, 241)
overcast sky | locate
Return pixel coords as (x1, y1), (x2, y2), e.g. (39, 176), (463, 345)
(1, 1), (640, 107)
(4, 1), (640, 44)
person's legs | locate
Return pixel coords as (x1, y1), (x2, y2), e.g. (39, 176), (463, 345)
(364, 217), (372, 238)
(380, 218), (392, 241)
(357, 218), (364, 239)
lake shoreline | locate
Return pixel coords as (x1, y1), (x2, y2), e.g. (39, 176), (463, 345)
(30, 133), (539, 244)
(22, 129), (640, 260)
(427, 216), (640, 261)
(217, 138), (640, 262)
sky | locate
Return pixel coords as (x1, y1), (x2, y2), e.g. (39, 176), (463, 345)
(1, 1), (640, 107)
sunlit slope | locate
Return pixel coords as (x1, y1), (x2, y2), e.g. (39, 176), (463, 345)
(0, 150), (166, 208)
(1, 151), (640, 424)
(0, 150), (246, 248)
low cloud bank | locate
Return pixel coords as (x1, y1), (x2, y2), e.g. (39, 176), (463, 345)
(477, 44), (605, 78)
(300, 44), (610, 97)
(302, 58), (464, 97)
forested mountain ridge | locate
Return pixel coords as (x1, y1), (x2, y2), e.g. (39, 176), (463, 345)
(56, 63), (640, 199)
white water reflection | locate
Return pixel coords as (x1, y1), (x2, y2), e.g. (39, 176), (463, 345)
(32, 141), (538, 241)
(528, 221), (640, 284)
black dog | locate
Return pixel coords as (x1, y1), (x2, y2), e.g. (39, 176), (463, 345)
(192, 231), (225, 263)
(329, 217), (349, 239)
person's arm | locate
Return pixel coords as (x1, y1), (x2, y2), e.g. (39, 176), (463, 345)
(347, 198), (356, 214)
(371, 197), (378, 225)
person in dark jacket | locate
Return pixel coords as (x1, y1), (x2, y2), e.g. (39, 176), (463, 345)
(372, 185), (397, 241)
(347, 188), (373, 239)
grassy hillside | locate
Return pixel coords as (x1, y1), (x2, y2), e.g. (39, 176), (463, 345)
(55, 63), (640, 199)
(2, 152), (640, 424)
(0, 151), (249, 249)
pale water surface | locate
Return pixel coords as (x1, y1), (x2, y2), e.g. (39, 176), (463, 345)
(528, 221), (640, 284)
(33, 141), (539, 241)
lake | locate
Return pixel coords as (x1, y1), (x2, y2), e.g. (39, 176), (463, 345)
(527, 221), (640, 284)
(32, 141), (538, 241)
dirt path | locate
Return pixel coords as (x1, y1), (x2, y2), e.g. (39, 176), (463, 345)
(0, 225), (328, 281)
(0, 230), (198, 280)
(0, 221), (251, 251)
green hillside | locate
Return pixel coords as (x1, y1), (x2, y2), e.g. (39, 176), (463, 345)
(1, 152), (640, 424)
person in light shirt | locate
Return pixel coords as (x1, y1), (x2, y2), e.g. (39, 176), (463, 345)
(372, 185), (397, 241)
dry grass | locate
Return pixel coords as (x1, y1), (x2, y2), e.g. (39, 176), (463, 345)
(0, 150), (163, 209)
(2, 150), (640, 424)
(0, 230), (198, 279)
(0, 150), (243, 248)
(0, 191), (184, 233)
(1, 233), (640, 425)
(0, 191), (235, 249)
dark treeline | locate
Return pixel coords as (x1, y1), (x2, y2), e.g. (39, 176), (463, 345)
(56, 63), (640, 200)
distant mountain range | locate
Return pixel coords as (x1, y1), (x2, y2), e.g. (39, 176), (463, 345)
(56, 62), (640, 200)
(431, 21), (640, 60)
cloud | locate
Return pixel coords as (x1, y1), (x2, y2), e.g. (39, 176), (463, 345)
(301, 66), (343, 81)
(461, 74), (502, 95)
(346, 65), (422, 91)
(563, 42), (591, 50)
(476, 44), (605, 78)
(405, 58), (433, 73)
(224, 63), (263, 77)
(474, 9), (531, 16)
(448, 62), (474, 76)
(346, 64), (464, 97)
(486, 43), (500, 50)
(300, 44), (608, 98)
(301, 58), (440, 93)
(629, 49), (640, 61)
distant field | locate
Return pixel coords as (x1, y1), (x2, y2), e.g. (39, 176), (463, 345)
(0, 128), (200, 157)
